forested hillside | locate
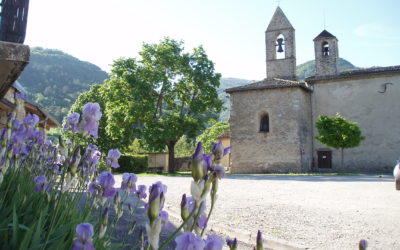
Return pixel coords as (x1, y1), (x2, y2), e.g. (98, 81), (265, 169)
(297, 58), (357, 80)
(17, 48), (357, 123)
(18, 47), (109, 122)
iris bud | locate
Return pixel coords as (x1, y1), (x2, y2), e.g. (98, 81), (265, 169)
(192, 142), (204, 182)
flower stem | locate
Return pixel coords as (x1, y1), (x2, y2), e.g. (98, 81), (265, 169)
(158, 204), (198, 250)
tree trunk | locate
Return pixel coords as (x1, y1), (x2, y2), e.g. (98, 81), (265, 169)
(341, 148), (344, 169)
(167, 141), (176, 173)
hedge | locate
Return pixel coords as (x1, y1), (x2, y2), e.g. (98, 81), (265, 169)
(113, 154), (148, 173)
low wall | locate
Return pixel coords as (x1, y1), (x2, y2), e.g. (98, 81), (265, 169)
(174, 157), (191, 172)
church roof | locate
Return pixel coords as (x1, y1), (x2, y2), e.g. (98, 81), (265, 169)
(306, 65), (400, 82)
(266, 6), (294, 31)
(313, 30), (337, 41)
(225, 78), (312, 93)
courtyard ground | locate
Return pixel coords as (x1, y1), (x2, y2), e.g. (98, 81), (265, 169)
(115, 174), (399, 250)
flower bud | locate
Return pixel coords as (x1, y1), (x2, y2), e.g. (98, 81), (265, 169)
(359, 239), (368, 250)
(226, 237), (238, 250)
(180, 194), (189, 220)
(256, 230), (263, 250)
(191, 142), (204, 182)
(147, 182), (167, 225)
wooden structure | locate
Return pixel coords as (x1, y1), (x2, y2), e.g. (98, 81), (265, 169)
(0, 0), (30, 44)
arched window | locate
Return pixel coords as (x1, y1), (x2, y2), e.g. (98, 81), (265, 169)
(276, 34), (285, 59)
(260, 113), (269, 132)
(322, 41), (330, 56)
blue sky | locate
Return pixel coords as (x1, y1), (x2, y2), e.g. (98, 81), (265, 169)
(25, 0), (400, 80)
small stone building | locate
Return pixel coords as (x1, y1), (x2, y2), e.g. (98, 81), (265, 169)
(226, 7), (400, 173)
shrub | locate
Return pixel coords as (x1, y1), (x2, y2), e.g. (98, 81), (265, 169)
(113, 155), (148, 173)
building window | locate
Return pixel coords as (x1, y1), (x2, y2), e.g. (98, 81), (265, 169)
(322, 41), (330, 56)
(260, 114), (269, 132)
(276, 34), (285, 59)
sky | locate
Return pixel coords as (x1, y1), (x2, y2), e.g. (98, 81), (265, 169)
(25, 0), (400, 80)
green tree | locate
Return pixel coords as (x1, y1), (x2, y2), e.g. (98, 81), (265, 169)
(175, 135), (196, 157)
(104, 38), (223, 172)
(197, 121), (229, 154)
(315, 114), (365, 168)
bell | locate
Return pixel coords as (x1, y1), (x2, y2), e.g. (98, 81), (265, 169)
(323, 46), (330, 56)
(276, 38), (284, 53)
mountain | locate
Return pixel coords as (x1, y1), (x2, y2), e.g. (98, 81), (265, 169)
(18, 47), (109, 123)
(296, 58), (357, 80)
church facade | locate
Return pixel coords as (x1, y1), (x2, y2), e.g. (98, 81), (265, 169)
(226, 7), (400, 173)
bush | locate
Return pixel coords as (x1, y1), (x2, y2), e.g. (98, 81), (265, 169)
(113, 155), (148, 173)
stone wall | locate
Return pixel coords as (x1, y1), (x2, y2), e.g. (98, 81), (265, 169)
(174, 157), (191, 172)
(311, 74), (400, 172)
(229, 87), (311, 173)
(314, 38), (339, 77)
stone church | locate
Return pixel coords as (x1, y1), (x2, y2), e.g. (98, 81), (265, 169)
(226, 7), (400, 173)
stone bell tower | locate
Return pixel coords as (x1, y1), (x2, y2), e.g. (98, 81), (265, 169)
(313, 30), (339, 77)
(265, 7), (296, 80)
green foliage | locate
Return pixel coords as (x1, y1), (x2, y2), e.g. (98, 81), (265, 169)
(0, 168), (92, 249)
(197, 121), (229, 154)
(113, 155), (148, 173)
(315, 114), (365, 150)
(104, 38), (223, 171)
(18, 47), (108, 123)
(175, 135), (196, 157)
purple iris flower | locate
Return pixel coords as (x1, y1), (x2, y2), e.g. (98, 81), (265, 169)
(204, 234), (225, 250)
(64, 112), (80, 133)
(88, 182), (101, 195)
(175, 232), (205, 250)
(197, 213), (208, 229)
(121, 173), (137, 193)
(32, 130), (44, 144)
(72, 223), (95, 250)
(203, 153), (213, 172)
(137, 185), (147, 199)
(98, 171), (116, 197)
(34, 175), (50, 192)
(212, 140), (231, 160)
(23, 114), (39, 138)
(81, 103), (102, 139)
(105, 149), (121, 169)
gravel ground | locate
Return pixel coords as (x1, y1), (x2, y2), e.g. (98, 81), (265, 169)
(115, 174), (399, 250)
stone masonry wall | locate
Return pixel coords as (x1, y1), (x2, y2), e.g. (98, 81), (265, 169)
(311, 74), (400, 172)
(314, 39), (339, 77)
(229, 87), (311, 174)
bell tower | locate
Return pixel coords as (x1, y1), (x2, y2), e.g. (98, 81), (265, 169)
(265, 7), (296, 80)
(313, 30), (339, 76)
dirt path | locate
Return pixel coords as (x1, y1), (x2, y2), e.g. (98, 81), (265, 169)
(115, 174), (399, 250)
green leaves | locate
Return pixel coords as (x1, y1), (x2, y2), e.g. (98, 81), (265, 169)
(197, 121), (229, 154)
(315, 114), (365, 149)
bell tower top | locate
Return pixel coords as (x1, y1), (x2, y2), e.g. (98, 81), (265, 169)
(265, 7), (297, 80)
(266, 6), (294, 32)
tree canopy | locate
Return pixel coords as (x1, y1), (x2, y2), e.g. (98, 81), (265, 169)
(197, 121), (229, 154)
(104, 38), (223, 171)
(315, 114), (364, 167)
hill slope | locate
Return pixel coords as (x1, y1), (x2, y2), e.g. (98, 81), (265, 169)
(18, 49), (357, 123)
(296, 58), (357, 80)
(18, 47), (109, 122)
